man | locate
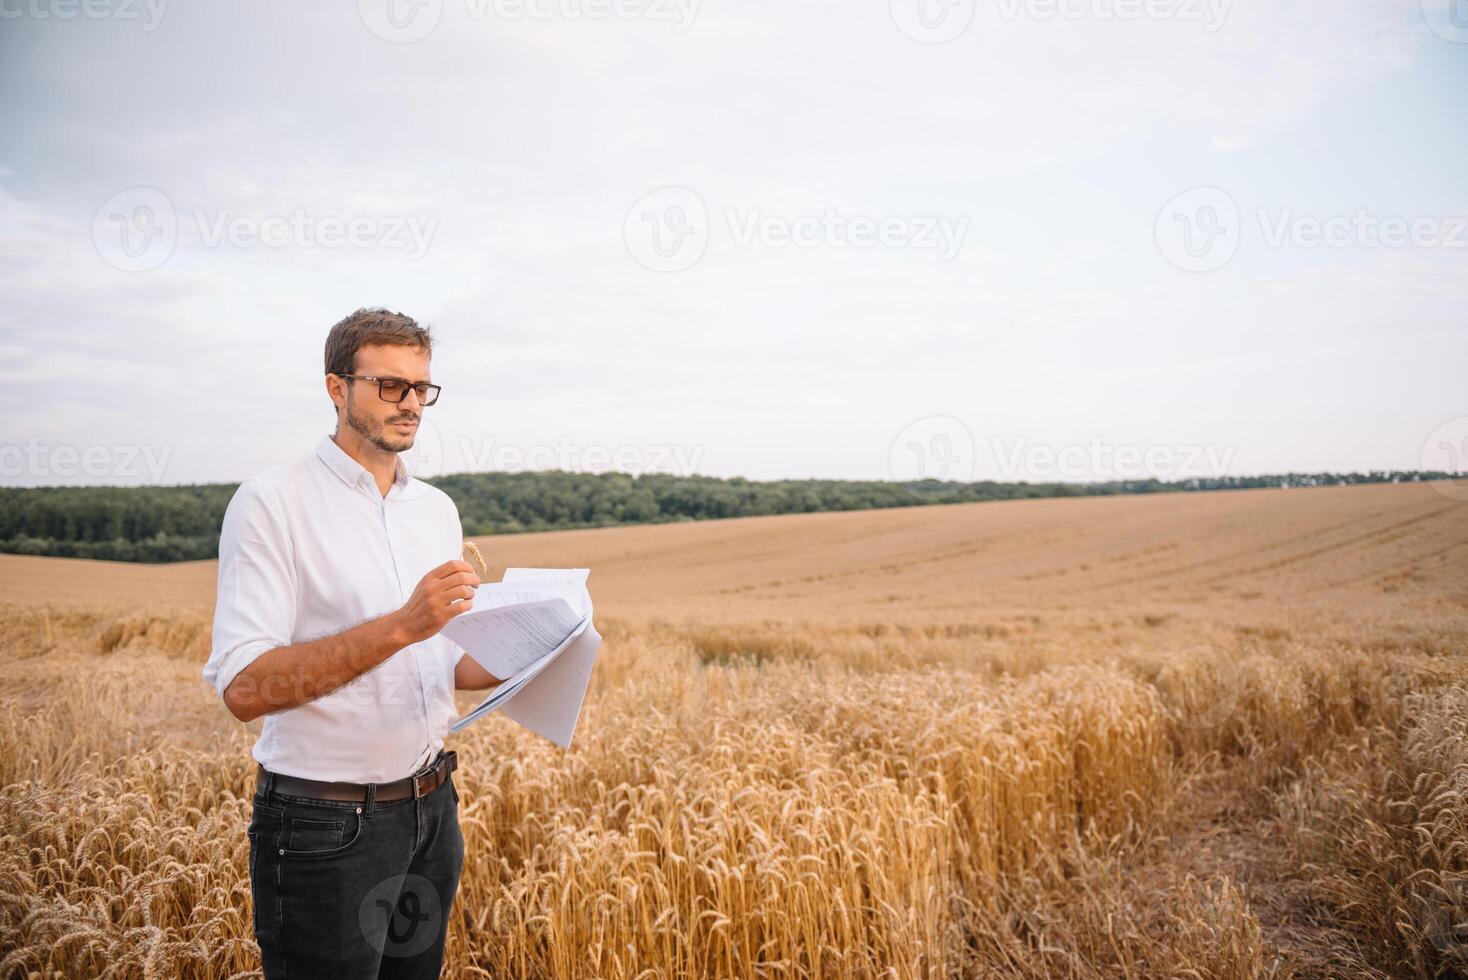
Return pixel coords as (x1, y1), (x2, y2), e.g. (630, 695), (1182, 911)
(204, 308), (503, 979)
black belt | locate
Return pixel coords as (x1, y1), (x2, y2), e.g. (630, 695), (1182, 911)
(256, 750), (457, 803)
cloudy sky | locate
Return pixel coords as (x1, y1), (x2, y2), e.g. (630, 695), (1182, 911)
(2, 0), (1465, 487)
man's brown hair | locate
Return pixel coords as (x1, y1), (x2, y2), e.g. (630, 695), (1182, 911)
(324, 308), (434, 378)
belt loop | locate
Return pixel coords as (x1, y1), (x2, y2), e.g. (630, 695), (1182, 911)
(265, 770), (276, 797)
(364, 780), (377, 817)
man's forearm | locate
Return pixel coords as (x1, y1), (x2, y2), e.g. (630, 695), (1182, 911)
(454, 653), (503, 690)
(223, 612), (411, 723)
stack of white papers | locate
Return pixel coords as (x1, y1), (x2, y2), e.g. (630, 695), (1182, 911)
(441, 567), (602, 748)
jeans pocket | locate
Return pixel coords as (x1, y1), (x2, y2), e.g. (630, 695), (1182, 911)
(280, 806), (365, 860)
(288, 817), (345, 850)
(449, 778), (459, 806)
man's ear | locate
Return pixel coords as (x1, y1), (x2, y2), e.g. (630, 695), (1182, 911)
(325, 374), (347, 413)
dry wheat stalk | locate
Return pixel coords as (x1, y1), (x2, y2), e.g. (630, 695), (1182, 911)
(463, 540), (489, 579)
(2, 483), (1466, 978)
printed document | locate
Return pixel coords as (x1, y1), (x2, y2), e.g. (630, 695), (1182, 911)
(441, 567), (601, 747)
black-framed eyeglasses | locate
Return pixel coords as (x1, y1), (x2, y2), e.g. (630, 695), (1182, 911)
(334, 374), (442, 406)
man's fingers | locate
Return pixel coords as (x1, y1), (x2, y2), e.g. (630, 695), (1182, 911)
(436, 571), (480, 592)
(430, 559), (476, 580)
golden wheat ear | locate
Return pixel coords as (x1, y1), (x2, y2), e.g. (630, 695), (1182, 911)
(462, 540), (489, 579)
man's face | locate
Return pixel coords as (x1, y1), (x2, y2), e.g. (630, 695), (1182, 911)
(337, 343), (432, 454)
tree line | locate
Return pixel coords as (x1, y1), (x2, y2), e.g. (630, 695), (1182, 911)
(0, 469), (1451, 563)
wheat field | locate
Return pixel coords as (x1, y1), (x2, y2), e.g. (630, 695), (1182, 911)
(2, 482), (1467, 978)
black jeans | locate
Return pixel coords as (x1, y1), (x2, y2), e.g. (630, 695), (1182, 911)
(247, 767), (465, 979)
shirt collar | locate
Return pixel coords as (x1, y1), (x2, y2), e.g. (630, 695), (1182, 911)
(316, 434), (410, 494)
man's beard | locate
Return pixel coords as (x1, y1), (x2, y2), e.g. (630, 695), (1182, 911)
(345, 391), (417, 454)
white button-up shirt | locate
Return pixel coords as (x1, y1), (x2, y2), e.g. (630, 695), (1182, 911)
(204, 433), (466, 783)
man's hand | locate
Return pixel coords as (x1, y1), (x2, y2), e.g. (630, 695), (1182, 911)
(392, 560), (481, 644)
(222, 559), (481, 723)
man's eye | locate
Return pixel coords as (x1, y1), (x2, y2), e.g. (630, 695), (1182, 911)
(380, 380), (407, 394)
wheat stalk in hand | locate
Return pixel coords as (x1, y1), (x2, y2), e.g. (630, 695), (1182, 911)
(462, 540), (489, 579)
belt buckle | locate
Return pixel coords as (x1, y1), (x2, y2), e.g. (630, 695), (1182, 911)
(411, 750), (451, 798)
(412, 757), (437, 798)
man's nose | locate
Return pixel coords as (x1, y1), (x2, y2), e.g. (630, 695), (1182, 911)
(398, 387), (424, 412)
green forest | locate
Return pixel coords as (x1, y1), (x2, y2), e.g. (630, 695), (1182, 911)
(0, 470), (1449, 563)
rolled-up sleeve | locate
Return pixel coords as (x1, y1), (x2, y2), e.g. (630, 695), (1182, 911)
(204, 479), (298, 700)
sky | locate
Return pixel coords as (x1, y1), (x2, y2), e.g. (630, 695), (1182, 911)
(2, 0), (1465, 488)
